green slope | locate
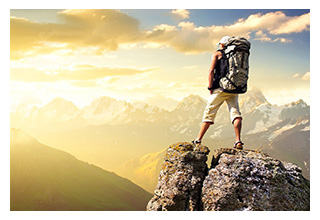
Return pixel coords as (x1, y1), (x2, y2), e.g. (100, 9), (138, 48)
(10, 128), (152, 211)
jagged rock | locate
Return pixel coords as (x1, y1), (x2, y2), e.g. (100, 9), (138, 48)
(146, 142), (210, 211)
(203, 148), (310, 210)
(147, 144), (310, 211)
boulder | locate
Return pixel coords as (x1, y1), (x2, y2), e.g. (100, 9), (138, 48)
(202, 148), (310, 211)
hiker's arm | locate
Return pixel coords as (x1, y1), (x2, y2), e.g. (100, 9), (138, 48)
(208, 52), (219, 93)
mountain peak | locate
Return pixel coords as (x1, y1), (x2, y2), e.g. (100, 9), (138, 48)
(286, 99), (308, 108)
(182, 94), (206, 102)
(45, 97), (74, 105)
(40, 97), (79, 121)
(91, 96), (120, 106)
(242, 87), (268, 103)
(173, 94), (206, 116)
(239, 88), (269, 114)
(42, 97), (79, 111)
(176, 94), (206, 108)
(81, 96), (135, 125)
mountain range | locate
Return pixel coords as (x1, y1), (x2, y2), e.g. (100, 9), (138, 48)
(10, 128), (152, 211)
(10, 88), (310, 192)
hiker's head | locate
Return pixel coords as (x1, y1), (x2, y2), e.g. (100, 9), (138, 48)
(217, 36), (230, 48)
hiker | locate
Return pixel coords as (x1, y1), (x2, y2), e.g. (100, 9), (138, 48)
(192, 36), (250, 150)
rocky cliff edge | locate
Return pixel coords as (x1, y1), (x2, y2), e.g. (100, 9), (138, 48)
(146, 142), (310, 211)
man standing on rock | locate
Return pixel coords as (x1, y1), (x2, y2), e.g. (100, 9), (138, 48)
(192, 36), (244, 149)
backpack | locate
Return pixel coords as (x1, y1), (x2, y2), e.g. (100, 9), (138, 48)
(219, 36), (251, 94)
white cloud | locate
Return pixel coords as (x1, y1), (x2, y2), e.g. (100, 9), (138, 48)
(301, 72), (310, 80)
(255, 30), (266, 37)
(293, 73), (300, 78)
(254, 36), (292, 43)
(274, 38), (292, 43)
(270, 13), (310, 34)
(171, 9), (190, 20)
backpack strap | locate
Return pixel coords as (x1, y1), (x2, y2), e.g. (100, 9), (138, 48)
(217, 49), (227, 59)
(225, 75), (239, 90)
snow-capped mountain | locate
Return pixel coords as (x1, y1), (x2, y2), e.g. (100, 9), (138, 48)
(202, 88), (310, 139)
(11, 97), (82, 129)
(11, 88), (309, 137)
(167, 94), (206, 135)
(239, 87), (270, 114)
(173, 94), (206, 117)
(279, 99), (309, 120)
(242, 99), (309, 136)
(41, 97), (80, 122)
(11, 105), (47, 128)
(11, 95), (170, 128)
(81, 96), (135, 125)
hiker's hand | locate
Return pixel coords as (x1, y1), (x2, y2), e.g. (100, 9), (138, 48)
(209, 89), (213, 95)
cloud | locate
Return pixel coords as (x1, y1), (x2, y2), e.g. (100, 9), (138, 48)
(254, 30), (292, 43)
(11, 9), (142, 59)
(301, 72), (310, 80)
(144, 11), (309, 53)
(144, 21), (221, 54)
(292, 72), (310, 80)
(254, 37), (292, 43)
(293, 73), (300, 78)
(232, 11), (309, 35)
(171, 9), (190, 20)
(10, 64), (157, 82)
(269, 12), (310, 34)
(11, 10), (310, 57)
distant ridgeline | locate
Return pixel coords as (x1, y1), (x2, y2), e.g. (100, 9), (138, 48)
(147, 142), (310, 211)
(10, 128), (152, 211)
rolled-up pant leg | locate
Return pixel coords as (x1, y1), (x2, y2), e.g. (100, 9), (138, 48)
(225, 94), (242, 124)
(202, 91), (225, 124)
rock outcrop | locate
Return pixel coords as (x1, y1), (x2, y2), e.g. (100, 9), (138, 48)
(146, 142), (209, 211)
(147, 143), (310, 211)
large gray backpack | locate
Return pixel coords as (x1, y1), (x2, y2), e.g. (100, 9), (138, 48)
(219, 36), (251, 94)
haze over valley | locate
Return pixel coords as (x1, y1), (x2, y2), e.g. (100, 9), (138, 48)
(11, 88), (310, 192)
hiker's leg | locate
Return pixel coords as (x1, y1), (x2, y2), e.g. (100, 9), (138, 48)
(226, 94), (242, 142)
(196, 122), (213, 141)
(233, 117), (242, 142)
(197, 91), (225, 141)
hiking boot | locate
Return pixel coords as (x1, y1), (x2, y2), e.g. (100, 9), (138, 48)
(191, 139), (201, 146)
(234, 141), (244, 150)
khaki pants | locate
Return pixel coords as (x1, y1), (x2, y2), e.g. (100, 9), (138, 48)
(202, 89), (242, 124)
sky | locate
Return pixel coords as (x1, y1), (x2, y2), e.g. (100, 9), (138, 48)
(4, 5), (317, 216)
(10, 9), (310, 110)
